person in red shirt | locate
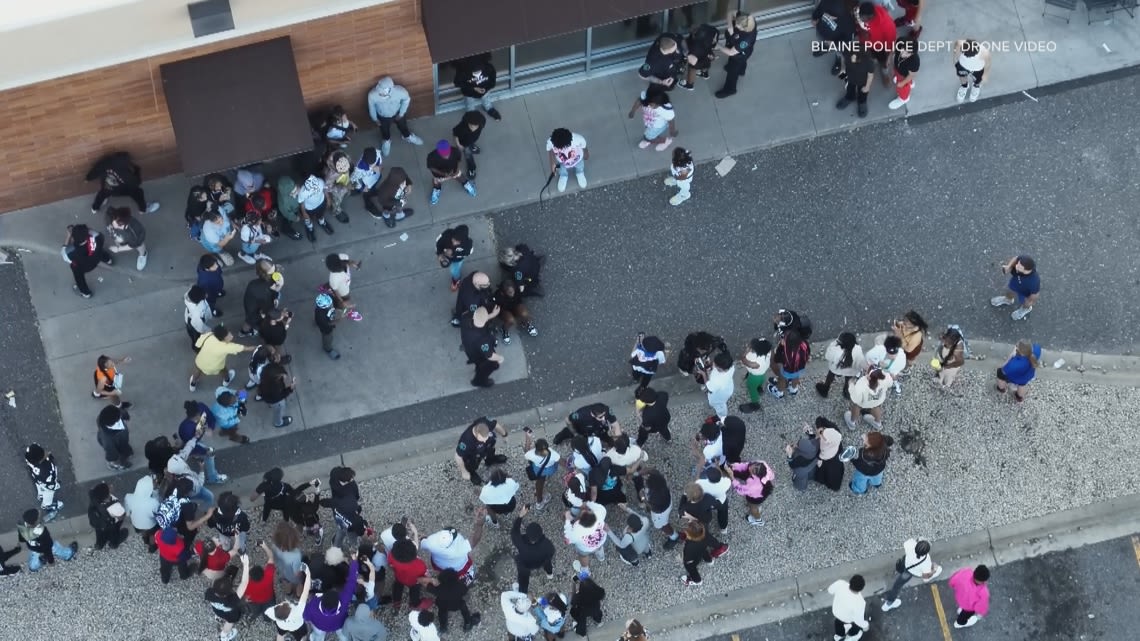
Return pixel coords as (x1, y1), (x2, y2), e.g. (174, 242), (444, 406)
(856, 1), (896, 86)
(241, 541), (277, 615)
(155, 509), (212, 585)
(388, 539), (433, 610)
(194, 536), (233, 582)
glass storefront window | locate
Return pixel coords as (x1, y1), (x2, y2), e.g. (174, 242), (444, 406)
(669, 0), (733, 32)
(515, 31), (587, 69)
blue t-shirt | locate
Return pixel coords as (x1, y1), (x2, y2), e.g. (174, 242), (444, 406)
(1007, 265), (1040, 298)
(1001, 344), (1042, 386)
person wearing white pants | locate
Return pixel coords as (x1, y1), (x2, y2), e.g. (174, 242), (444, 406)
(665, 147), (694, 205)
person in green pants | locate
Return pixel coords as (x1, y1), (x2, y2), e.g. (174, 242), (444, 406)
(738, 338), (772, 413)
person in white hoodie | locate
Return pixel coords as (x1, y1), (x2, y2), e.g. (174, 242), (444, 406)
(702, 352), (735, 424)
(185, 285), (213, 351)
(500, 590), (541, 641)
(828, 574), (870, 640)
(817, 332), (865, 399)
(563, 501), (607, 569)
(845, 368), (893, 430)
(125, 475), (161, 553)
(366, 77), (424, 157)
(167, 437), (215, 505)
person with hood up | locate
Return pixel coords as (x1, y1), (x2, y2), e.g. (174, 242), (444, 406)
(304, 558), (360, 640)
(784, 423), (821, 491)
(125, 474), (161, 553)
(366, 166), (414, 228)
(343, 603), (388, 641)
(427, 568), (483, 633)
(501, 589), (541, 641)
(62, 223), (113, 298)
(454, 53), (502, 119)
(85, 150), (160, 215)
(18, 508), (78, 571)
(366, 76), (424, 157)
(511, 504), (556, 594)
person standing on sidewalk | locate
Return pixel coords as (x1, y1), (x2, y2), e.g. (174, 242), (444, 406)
(197, 254), (226, 318)
(323, 150), (354, 224)
(293, 174), (335, 237)
(896, 0), (924, 37)
(991, 254), (1040, 321)
(715, 10), (758, 99)
(451, 110), (487, 182)
(638, 33), (685, 89)
(259, 362), (296, 428)
(88, 481), (130, 550)
(836, 44), (875, 118)
(511, 503), (556, 594)
(817, 332), (863, 399)
(948, 565), (991, 628)
(628, 85), (677, 152)
(954, 39), (990, 104)
(85, 151), (160, 215)
(739, 338), (772, 413)
(454, 53), (503, 120)
(24, 445), (64, 530)
(315, 293), (342, 361)
(889, 36), (920, 110)
(881, 538), (943, 611)
(828, 574), (870, 640)
(97, 404), (134, 471)
(185, 286), (213, 350)
(996, 340), (1041, 402)
(679, 23), (719, 90)
(105, 206), (149, 271)
(428, 140), (477, 205)
(437, 224), (474, 292)
(812, 0), (857, 77)
(62, 224), (113, 299)
(323, 253), (363, 322)
(461, 306), (504, 388)
(367, 76), (425, 157)
(93, 354), (132, 408)
(849, 431), (894, 494)
(547, 128), (589, 193)
(241, 260), (282, 337)
(191, 326), (255, 392)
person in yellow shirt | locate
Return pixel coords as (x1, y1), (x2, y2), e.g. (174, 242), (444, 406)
(191, 326), (255, 392)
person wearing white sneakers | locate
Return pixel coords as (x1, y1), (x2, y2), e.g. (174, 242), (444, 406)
(889, 36), (920, 110)
(105, 206), (149, 270)
(881, 538), (943, 612)
(366, 76), (424, 157)
(628, 85), (677, 152)
(948, 565), (991, 628)
(85, 151), (161, 216)
(827, 574), (870, 640)
(546, 128), (589, 193)
(991, 254), (1040, 321)
(954, 39), (990, 103)
(665, 147), (694, 206)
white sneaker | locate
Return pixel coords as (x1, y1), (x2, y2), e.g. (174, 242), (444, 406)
(664, 177), (677, 186)
(224, 369), (236, 385)
(237, 253), (257, 265)
(925, 565), (943, 582)
(145, 202), (161, 214)
(576, 172), (587, 189)
(669, 192), (690, 206)
(969, 86), (980, 102)
(843, 410), (857, 429)
(956, 86), (968, 103)
(557, 175), (568, 192)
(381, 139), (392, 157)
(404, 134), (424, 145)
(881, 598), (901, 611)
(136, 254), (148, 271)
(954, 615), (979, 628)
(990, 295), (1013, 307)
(888, 98), (909, 110)
(1011, 306), (1032, 321)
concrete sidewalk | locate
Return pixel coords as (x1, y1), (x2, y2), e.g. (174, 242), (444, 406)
(0, 0), (1136, 499)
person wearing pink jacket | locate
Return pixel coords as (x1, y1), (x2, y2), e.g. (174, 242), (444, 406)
(728, 461), (775, 526)
(948, 565), (991, 628)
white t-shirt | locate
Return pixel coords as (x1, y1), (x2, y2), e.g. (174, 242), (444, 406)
(670, 161), (693, 181)
(564, 502), (608, 551)
(603, 444), (644, 468)
(479, 478), (520, 506)
(640, 93), (675, 131)
(828, 580), (869, 627)
(865, 344), (906, 376)
(901, 538), (933, 577)
(265, 602), (306, 631)
(571, 436), (604, 472)
(696, 477), (731, 503)
(420, 530), (472, 570)
(409, 610), (441, 641)
(328, 253), (352, 297)
(744, 350), (771, 376)
(295, 175), (326, 210)
(524, 448), (561, 470)
(705, 366), (735, 398)
(702, 434), (725, 466)
(546, 133), (587, 169)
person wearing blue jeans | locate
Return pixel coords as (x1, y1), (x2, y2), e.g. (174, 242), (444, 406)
(849, 431), (893, 495)
(18, 509), (78, 571)
(177, 401), (230, 484)
(436, 224), (473, 291)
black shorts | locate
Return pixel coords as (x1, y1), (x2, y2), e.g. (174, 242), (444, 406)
(745, 495), (767, 506)
(275, 621), (308, 638)
(488, 497), (517, 515)
(955, 63), (984, 84)
(305, 199), (328, 219)
(995, 367), (1007, 381)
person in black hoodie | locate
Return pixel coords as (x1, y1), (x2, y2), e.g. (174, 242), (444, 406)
(97, 404), (134, 471)
(62, 224), (113, 298)
(836, 43), (876, 118)
(428, 568), (483, 633)
(330, 466), (361, 502)
(812, 0), (858, 76)
(320, 494), (369, 552)
(88, 482), (130, 550)
(461, 307), (503, 388)
(454, 53), (502, 120)
(366, 166), (414, 228)
(569, 571), (606, 636)
(511, 504), (556, 594)
(258, 362), (295, 428)
(144, 435), (176, 480)
(452, 111), (487, 180)
(209, 492), (251, 554)
(635, 387), (672, 446)
(18, 508), (78, 571)
(720, 416), (747, 464)
(498, 243), (544, 297)
(587, 458), (627, 506)
(493, 279), (537, 345)
(249, 467), (298, 523)
(681, 520), (714, 586)
(438, 224), (476, 293)
(85, 151), (160, 215)
(240, 260), (281, 337)
(679, 23), (720, 90)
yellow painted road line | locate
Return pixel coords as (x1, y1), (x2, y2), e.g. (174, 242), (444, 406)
(1131, 535), (1140, 567)
(930, 584), (954, 641)
(731, 636), (741, 641)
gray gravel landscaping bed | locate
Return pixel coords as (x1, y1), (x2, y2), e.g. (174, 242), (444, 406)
(3, 367), (1138, 641)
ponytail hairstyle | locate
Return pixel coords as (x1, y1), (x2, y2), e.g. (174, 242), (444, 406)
(672, 146), (693, 169)
(940, 328), (963, 365)
(837, 332), (857, 369)
(867, 368), (887, 390)
(1016, 340), (1039, 369)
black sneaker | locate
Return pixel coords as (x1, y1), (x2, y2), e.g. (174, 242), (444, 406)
(318, 219), (334, 235)
(450, 317), (461, 327)
(738, 402), (760, 413)
(487, 454), (508, 465)
(836, 97), (851, 110)
(501, 328), (511, 344)
(471, 378), (495, 388)
(815, 382), (830, 398)
(485, 107), (502, 121)
(383, 215), (396, 228)
(463, 612), (482, 632)
(677, 80), (695, 91)
(469, 145), (481, 155)
(857, 102), (868, 118)
(697, 68), (709, 79)
(304, 226), (316, 242)
(274, 416), (294, 428)
(334, 210), (350, 224)
(663, 537), (680, 550)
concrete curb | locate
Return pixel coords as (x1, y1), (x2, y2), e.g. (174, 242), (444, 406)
(6, 335), (1138, 548)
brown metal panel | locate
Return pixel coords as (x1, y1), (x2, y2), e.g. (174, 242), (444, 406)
(159, 37), (313, 177)
(422, 0), (695, 63)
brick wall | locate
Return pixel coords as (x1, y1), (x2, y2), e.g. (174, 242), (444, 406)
(0, 0), (433, 214)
